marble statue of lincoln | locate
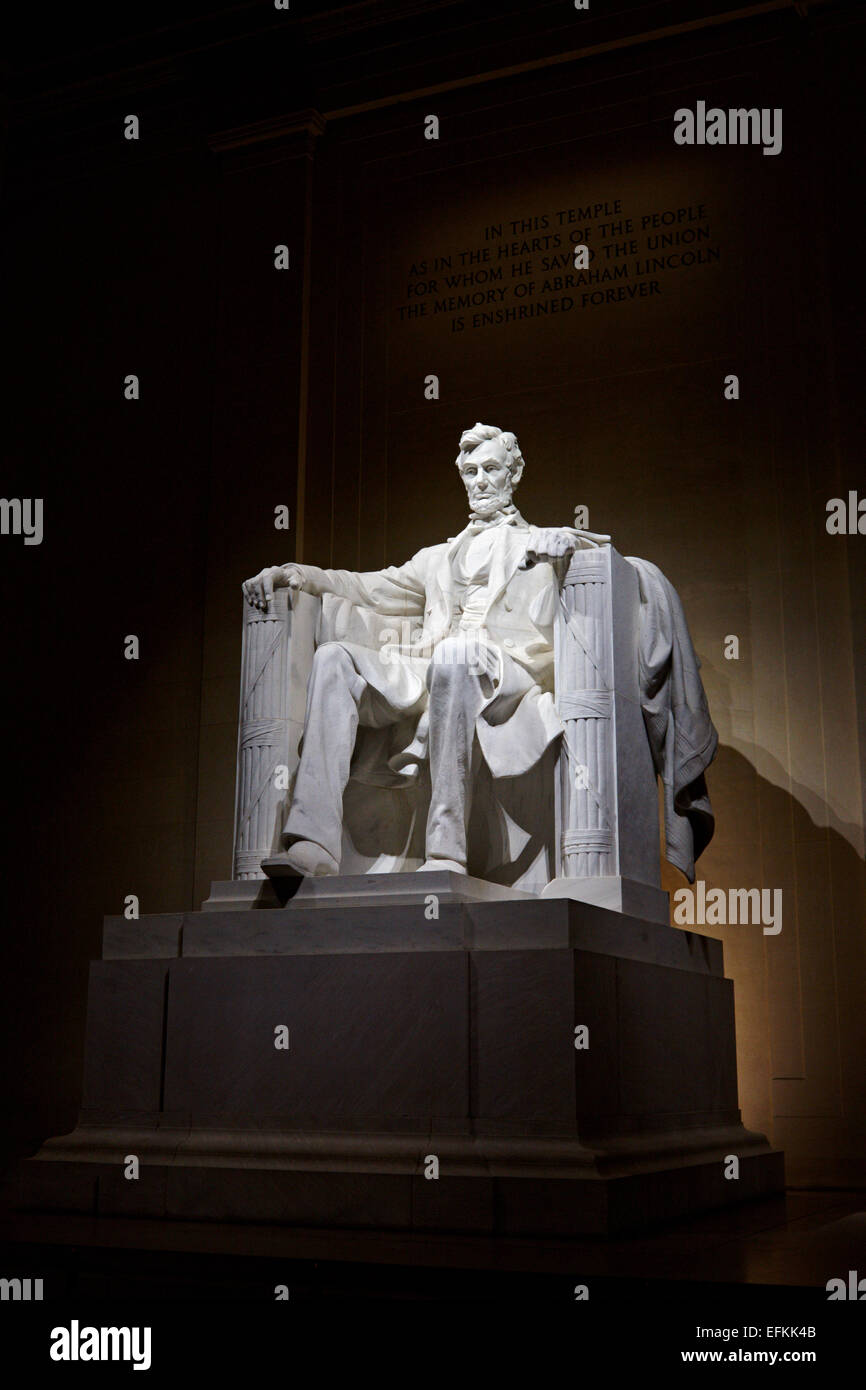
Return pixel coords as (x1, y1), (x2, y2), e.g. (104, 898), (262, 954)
(242, 423), (609, 877)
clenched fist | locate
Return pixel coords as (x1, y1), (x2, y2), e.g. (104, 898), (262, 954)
(242, 564), (304, 611)
(521, 525), (610, 570)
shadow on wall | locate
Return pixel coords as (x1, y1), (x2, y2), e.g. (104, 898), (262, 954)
(663, 739), (866, 1188)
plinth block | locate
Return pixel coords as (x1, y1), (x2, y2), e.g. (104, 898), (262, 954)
(22, 893), (784, 1236)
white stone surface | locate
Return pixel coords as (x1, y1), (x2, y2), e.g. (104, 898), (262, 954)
(241, 423), (609, 887)
(541, 874), (670, 925)
(202, 871), (535, 912)
(237, 421), (714, 901)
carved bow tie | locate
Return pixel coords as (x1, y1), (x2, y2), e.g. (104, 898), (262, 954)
(465, 508), (520, 533)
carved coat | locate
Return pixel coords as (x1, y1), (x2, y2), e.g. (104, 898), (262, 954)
(296, 513), (566, 783)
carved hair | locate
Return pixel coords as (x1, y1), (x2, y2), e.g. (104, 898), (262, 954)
(455, 422), (524, 477)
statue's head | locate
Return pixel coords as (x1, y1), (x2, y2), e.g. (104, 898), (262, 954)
(455, 422), (524, 518)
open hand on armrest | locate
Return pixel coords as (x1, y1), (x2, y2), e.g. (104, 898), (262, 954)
(242, 564), (305, 611)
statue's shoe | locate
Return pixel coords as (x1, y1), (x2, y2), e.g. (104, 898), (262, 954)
(262, 841), (339, 878)
(417, 858), (467, 875)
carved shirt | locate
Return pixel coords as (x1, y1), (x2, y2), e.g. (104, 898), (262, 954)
(450, 504), (525, 632)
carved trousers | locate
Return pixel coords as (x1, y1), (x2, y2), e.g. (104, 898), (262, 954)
(283, 635), (498, 868)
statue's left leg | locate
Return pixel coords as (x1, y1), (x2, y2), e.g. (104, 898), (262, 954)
(422, 634), (494, 873)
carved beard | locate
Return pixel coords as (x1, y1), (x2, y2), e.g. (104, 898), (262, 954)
(464, 477), (514, 518)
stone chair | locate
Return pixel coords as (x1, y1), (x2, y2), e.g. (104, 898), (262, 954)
(228, 544), (669, 921)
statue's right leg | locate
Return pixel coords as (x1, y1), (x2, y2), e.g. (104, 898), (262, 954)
(266, 642), (367, 877)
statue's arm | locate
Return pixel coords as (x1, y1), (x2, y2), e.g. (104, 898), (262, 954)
(288, 558), (427, 615)
(243, 553), (428, 616)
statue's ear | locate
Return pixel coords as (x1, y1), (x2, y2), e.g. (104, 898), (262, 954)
(509, 459), (524, 487)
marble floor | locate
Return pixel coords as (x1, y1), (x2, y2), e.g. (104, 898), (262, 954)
(1, 1186), (864, 1302)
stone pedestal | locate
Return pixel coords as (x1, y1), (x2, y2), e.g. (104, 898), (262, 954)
(21, 879), (783, 1237)
(541, 873), (670, 924)
(202, 868), (536, 912)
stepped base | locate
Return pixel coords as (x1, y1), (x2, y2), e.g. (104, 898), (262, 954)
(23, 1124), (783, 1238)
(21, 893), (784, 1237)
(542, 874), (670, 925)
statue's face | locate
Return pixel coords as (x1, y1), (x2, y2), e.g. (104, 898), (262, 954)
(459, 439), (516, 517)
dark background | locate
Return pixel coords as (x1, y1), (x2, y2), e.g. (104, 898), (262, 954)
(1, 0), (865, 1203)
